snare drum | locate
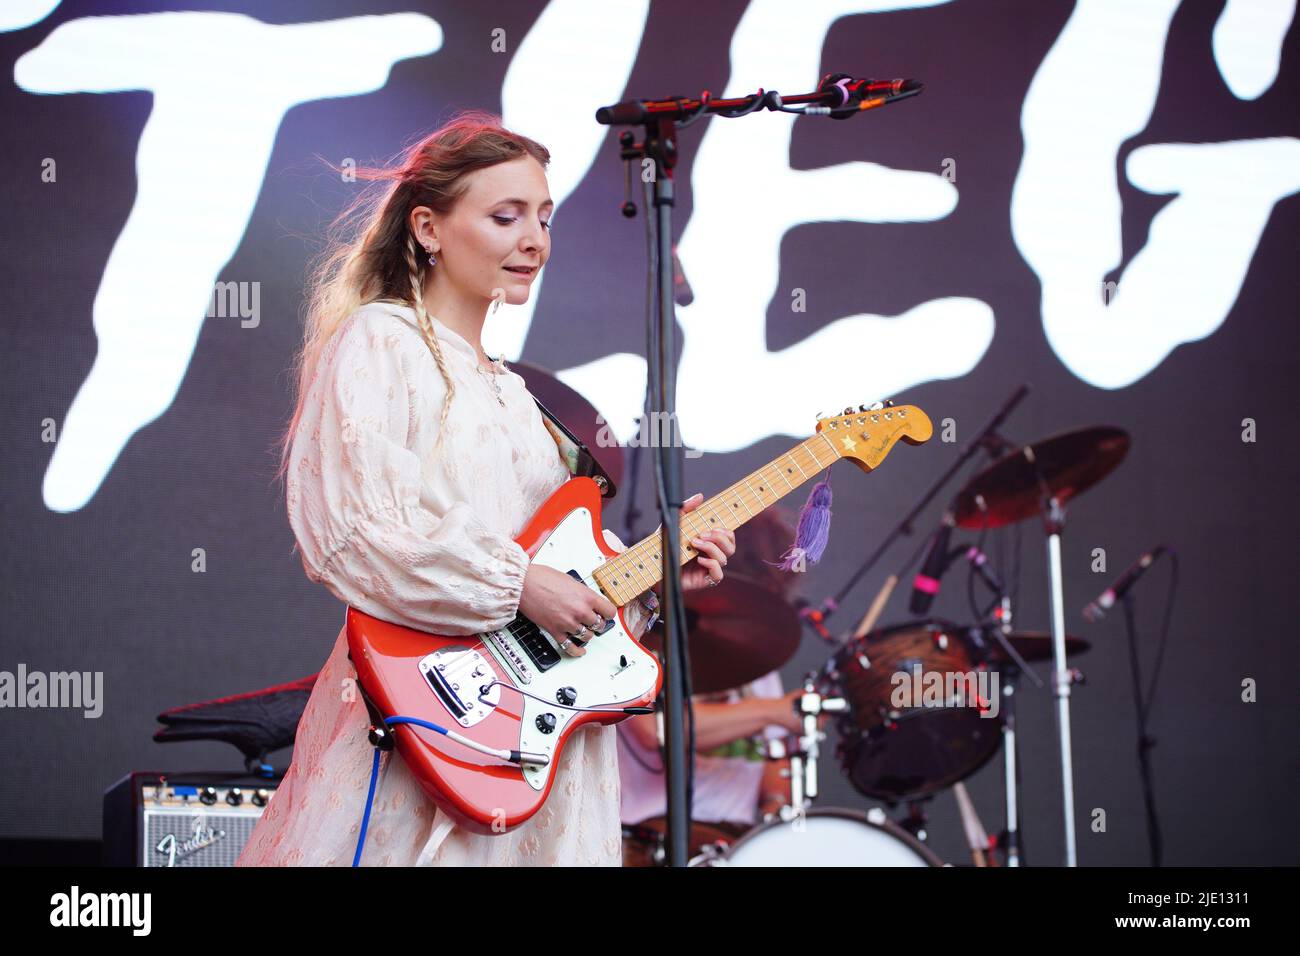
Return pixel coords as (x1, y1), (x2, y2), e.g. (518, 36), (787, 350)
(710, 806), (943, 866)
(826, 619), (1002, 802)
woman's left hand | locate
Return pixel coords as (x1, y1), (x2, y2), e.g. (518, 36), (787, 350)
(677, 491), (736, 592)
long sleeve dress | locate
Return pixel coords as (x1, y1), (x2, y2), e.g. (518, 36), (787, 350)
(236, 298), (646, 867)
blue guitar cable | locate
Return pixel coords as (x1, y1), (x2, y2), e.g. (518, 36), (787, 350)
(352, 715), (456, 867)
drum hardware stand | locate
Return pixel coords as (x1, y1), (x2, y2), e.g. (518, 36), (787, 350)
(970, 582), (1042, 867)
(1038, 486), (1081, 866)
(997, 660), (1024, 866)
(775, 675), (847, 820)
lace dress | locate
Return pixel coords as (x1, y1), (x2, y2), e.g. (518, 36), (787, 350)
(236, 299), (647, 866)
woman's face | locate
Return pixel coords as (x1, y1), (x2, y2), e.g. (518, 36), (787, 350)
(422, 155), (552, 308)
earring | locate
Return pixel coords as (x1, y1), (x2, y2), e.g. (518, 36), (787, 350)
(424, 247), (436, 266)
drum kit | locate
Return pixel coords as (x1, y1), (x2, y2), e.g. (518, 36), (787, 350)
(626, 421), (1129, 867)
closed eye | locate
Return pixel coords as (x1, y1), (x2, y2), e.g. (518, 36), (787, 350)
(493, 215), (552, 231)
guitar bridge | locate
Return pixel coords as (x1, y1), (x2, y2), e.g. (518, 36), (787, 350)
(419, 648), (501, 728)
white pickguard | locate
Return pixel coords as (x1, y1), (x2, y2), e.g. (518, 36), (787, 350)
(462, 507), (658, 790)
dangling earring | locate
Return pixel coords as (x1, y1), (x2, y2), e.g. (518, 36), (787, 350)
(425, 246), (436, 266)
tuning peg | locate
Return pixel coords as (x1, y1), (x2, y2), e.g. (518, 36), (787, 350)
(842, 406), (854, 416)
(867, 401), (885, 411)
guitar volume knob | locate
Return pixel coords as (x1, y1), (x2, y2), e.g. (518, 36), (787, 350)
(535, 713), (558, 734)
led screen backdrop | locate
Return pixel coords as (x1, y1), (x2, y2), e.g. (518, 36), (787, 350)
(1, 0), (1297, 865)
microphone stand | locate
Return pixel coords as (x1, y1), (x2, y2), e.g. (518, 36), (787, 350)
(597, 73), (924, 866)
(1121, 593), (1163, 866)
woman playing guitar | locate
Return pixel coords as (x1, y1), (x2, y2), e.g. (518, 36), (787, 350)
(236, 111), (735, 866)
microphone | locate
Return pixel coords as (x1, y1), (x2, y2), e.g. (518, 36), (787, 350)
(910, 512), (956, 615)
(1083, 545), (1169, 622)
(819, 73), (924, 119)
(965, 545), (1005, 594)
(846, 77), (922, 99)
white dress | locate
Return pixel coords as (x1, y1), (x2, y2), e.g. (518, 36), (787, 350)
(236, 299), (647, 867)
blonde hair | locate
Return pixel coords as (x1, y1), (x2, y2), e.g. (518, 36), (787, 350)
(275, 109), (550, 483)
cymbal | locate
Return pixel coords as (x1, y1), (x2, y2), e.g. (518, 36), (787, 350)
(508, 360), (625, 491)
(953, 427), (1129, 530)
(641, 575), (801, 695)
(982, 630), (1091, 663)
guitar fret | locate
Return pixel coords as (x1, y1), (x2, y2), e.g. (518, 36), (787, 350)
(736, 489), (756, 518)
(816, 431), (839, 466)
(775, 458), (797, 490)
(597, 433), (854, 606)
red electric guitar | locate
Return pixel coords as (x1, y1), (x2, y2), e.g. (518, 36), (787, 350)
(346, 402), (932, 833)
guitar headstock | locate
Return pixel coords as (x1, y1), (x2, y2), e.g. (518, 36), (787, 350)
(815, 401), (933, 471)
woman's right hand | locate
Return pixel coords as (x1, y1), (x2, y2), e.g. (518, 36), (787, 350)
(519, 564), (618, 657)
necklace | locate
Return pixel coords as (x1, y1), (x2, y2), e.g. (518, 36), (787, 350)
(477, 355), (507, 407)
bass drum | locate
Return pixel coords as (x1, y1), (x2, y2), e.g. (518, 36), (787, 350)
(709, 807), (944, 867)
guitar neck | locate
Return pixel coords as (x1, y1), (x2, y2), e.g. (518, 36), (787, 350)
(594, 432), (841, 607)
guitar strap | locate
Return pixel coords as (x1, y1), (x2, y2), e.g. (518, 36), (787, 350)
(530, 391), (618, 500)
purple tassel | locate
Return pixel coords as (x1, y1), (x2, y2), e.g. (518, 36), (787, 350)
(775, 470), (833, 572)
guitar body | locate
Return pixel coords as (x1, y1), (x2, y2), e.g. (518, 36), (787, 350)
(346, 476), (661, 834)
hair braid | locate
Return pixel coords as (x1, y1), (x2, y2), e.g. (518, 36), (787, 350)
(402, 232), (457, 473)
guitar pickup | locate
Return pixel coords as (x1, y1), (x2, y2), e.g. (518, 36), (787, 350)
(505, 614), (561, 673)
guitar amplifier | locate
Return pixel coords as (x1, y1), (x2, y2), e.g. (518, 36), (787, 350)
(103, 771), (281, 867)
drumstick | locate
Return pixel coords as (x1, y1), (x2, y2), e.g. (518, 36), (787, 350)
(954, 781), (991, 867)
(853, 574), (898, 640)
